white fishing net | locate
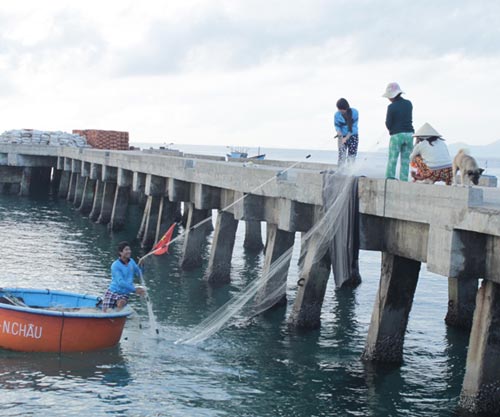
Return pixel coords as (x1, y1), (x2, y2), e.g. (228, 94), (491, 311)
(176, 163), (361, 345)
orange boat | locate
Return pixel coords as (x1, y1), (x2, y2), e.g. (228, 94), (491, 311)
(0, 288), (133, 353)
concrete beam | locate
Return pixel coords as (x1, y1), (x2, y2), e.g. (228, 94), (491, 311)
(71, 159), (82, 173)
(145, 174), (166, 197)
(460, 280), (500, 414)
(89, 163), (102, 180)
(167, 178), (191, 202)
(362, 253), (421, 363)
(360, 215), (429, 262)
(81, 162), (91, 177)
(117, 168), (133, 187)
(102, 166), (117, 182)
(427, 227), (486, 279)
(191, 183), (221, 210)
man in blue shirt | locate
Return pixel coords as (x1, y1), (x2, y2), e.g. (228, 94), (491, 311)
(102, 241), (146, 312)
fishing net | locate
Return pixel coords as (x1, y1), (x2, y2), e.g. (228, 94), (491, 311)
(176, 163), (362, 345)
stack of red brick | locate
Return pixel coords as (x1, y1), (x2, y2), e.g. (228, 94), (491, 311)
(73, 129), (129, 150)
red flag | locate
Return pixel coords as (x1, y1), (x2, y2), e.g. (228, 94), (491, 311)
(152, 223), (176, 255)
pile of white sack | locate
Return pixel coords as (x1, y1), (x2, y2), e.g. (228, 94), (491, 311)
(0, 129), (88, 147)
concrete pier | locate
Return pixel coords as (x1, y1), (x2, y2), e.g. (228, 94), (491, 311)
(137, 196), (151, 241)
(73, 174), (86, 206)
(57, 170), (71, 198)
(204, 210), (239, 285)
(18, 167), (32, 196)
(244, 220), (264, 252)
(460, 280), (500, 414)
(66, 172), (77, 201)
(445, 277), (478, 329)
(180, 202), (208, 270)
(140, 175), (166, 248)
(155, 197), (181, 243)
(362, 253), (421, 363)
(255, 224), (295, 310)
(141, 195), (162, 248)
(97, 181), (117, 224)
(89, 180), (104, 222)
(108, 168), (132, 232)
(3, 143), (500, 414)
(78, 178), (96, 215)
(131, 172), (147, 207)
(288, 239), (331, 329)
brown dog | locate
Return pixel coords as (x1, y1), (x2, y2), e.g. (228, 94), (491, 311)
(452, 149), (484, 186)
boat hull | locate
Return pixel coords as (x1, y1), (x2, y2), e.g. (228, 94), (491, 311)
(0, 288), (132, 353)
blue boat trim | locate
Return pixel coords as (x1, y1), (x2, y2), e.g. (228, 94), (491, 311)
(0, 288), (134, 319)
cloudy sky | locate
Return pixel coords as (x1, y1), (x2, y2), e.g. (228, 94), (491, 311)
(0, 0), (499, 150)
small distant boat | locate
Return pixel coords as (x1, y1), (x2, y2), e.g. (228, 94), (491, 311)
(0, 288), (133, 353)
(226, 146), (266, 160)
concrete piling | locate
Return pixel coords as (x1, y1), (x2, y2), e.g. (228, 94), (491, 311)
(18, 167), (32, 196)
(73, 174), (86, 206)
(445, 277), (478, 329)
(180, 202), (208, 270)
(108, 168), (132, 232)
(460, 280), (500, 414)
(57, 171), (71, 198)
(204, 210), (239, 285)
(362, 253), (421, 363)
(97, 182), (117, 224)
(137, 196), (151, 241)
(244, 220), (264, 252)
(89, 180), (104, 222)
(155, 198), (181, 243)
(78, 178), (96, 215)
(141, 195), (162, 248)
(66, 172), (77, 201)
(288, 239), (331, 329)
(255, 224), (295, 311)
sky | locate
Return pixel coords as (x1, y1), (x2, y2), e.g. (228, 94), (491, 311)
(0, 0), (499, 151)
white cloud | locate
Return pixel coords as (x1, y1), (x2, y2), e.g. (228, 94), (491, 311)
(0, 0), (499, 151)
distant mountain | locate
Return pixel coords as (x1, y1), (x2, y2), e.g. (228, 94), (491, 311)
(447, 140), (500, 159)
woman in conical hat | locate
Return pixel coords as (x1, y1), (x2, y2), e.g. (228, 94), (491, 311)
(409, 123), (453, 185)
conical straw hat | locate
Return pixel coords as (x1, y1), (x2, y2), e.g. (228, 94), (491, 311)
(413, 122), (442, 138)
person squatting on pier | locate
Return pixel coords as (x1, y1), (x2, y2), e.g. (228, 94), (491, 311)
(334, 98), (359, 165)
(383, 82), (414, 181)
(410, 123), (453, 185)
(102, 241), (146, 312)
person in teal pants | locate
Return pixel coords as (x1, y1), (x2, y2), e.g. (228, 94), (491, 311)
(382, 82), (414, 181)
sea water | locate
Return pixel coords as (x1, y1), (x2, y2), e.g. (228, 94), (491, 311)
(0, 147), (495, 416)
